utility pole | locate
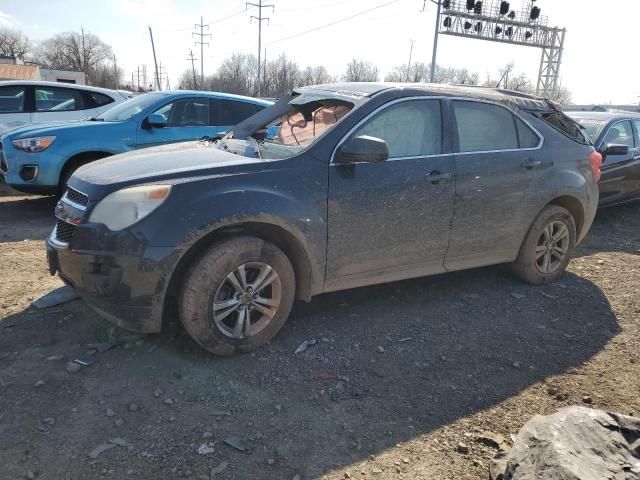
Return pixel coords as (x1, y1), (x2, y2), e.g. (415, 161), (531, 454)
(407, 39), (415, 82)
(427, 0), (442, 83)
(81, 26), (87, 84)
(113, 54), (119, 90)
(137, 65), (140, 91)
(247, 0), (274, 97)
(187, 49), (198, 89)
(193, 17), (211, 90)
(148, 26), (161, 91)
(142, 65), (148, 91)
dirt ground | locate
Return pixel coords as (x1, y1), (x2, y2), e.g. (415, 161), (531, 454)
(1, 182), (639, 480)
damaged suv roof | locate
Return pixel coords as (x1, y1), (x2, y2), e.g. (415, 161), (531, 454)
(296, 82), (556, 112)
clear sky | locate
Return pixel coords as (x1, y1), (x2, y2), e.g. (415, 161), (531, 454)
(1, 0), (638, 105)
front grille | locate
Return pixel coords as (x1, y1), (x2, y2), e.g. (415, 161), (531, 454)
(64, 187), (89, 207)
(55, 219), (77, 244)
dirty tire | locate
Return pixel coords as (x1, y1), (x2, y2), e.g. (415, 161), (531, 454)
(179, 236), (295, 356)
(510, 205), (576, 285)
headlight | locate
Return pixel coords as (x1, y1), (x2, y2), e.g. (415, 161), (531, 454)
(12, 136), (56, 152)
(89, 185), (172, 231)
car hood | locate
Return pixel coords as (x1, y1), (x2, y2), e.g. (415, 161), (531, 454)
(2, 119), (116, 139)
(70, 140), (263, 198)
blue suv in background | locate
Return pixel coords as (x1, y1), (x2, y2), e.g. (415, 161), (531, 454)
(0, 91), (272, 195)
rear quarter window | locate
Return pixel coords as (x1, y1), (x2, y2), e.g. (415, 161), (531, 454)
(533, 111), (591, 145)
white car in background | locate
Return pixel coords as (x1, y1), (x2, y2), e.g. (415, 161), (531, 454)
(0, 81), (129, 133)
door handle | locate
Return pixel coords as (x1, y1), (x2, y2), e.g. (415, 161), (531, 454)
(424, 170), (454, 184)
(521, 158), (544, 170)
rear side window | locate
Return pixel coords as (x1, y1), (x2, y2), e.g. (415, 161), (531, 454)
(515, 116), (540, 148)
(453, 101), (518, 152)
(89, 92), (115, 107)
(216, 99), (260, 125)
(0, 86), (26, 113)
(35, 87), (85, 111)
(533, 111), (591, 145)
(634, 121), (640, 147)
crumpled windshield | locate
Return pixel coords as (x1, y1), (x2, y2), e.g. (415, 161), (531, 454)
(97, 93), (163, 122)
(216, 95), (355, 160)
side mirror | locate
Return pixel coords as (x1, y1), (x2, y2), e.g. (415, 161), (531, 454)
(145, 113), (167, 128)
(603, 143), (629, 156)
(335, 135), (389, 164)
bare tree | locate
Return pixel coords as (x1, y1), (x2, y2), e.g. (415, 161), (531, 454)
(263, 54), (301, 97)
(0, 28), (31, 60)
(35, 31), (113, 86)
(385, 62), (479, 85)
(208, 53), (258, 96)
(343, 59), (379, 82)
(300, 65), (333, 87)
(178, 69), (198, 90)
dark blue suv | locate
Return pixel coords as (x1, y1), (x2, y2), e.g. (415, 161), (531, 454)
(47, 83), (601, 355)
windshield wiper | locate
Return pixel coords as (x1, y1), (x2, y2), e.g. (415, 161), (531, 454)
(87, 117), (105, 122)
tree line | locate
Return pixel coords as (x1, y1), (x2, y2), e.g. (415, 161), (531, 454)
(0, 27), (121, 88)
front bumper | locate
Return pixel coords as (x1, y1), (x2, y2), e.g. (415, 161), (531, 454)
(46, 227), (178, 333)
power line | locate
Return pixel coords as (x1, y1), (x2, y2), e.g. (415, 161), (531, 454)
(193, 16), (211, 90)
(267, 0), (401, 45)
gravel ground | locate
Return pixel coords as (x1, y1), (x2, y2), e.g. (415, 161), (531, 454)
(1, 183), (639, 480)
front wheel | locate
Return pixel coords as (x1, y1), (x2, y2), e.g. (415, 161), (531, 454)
(510, 205), (576, 285)
(179, 236), (296, 355)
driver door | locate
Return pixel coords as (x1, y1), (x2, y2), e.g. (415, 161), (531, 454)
(325, 98), (456, 291)
(136, 97), (214, 149)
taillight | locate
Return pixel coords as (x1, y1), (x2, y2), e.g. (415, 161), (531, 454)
(588, 150), (602, 183)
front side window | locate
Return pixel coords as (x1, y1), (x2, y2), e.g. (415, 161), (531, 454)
(35, 87), (85, 111)
(634, 121), (640, 148)
(0, 86), (26, 113)
(603, 121), (634, 148)
(217, 99), (259, 125)
(351, 99), (442, 158)
(454, 101), (518, 153)
(154, 99), (210, 127)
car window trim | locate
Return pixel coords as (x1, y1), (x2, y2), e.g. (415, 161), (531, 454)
(597, 119), (635, 151)
(450, 98), (544, 155)
(331, 96), (544, 165)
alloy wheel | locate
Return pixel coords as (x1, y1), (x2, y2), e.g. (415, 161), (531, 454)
(212, 262), (282, 339)
(535, 221), (570, 274)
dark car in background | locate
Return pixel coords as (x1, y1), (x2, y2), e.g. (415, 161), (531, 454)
(47, 83), (601, 355)
(567, 111), (640, 207)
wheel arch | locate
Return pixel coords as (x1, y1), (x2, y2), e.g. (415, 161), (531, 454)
(59, 151), (114, 187)
(547, 195), (585, 239)
(162, 221), (316, 325)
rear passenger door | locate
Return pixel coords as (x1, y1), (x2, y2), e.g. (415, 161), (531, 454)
(213, 99), (261, 135)
(445, 100), (546, 271)
(136, 97), (213, 149)
(0, 85), (29, 129)
(598, 120), (639, 204)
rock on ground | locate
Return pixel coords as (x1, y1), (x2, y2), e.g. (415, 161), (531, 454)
(491, 406), (640, 480)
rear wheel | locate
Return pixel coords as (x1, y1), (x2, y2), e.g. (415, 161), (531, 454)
(179, 236), (296, 355)
(510, 205), (576, 285)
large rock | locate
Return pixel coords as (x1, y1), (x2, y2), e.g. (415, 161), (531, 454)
(491, 406), (640, 480)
